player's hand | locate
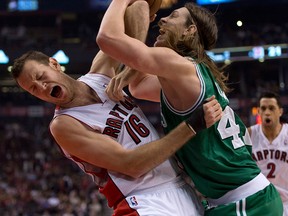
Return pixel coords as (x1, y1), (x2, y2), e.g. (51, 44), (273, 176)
(186, 95), (222, 133)
(127, 0), (160, 17)
(203, 95), (222, 128)
(127, 0), (145, 6)
(106, 66), (138, 101)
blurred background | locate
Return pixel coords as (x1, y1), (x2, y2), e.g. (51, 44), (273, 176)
(0, 0), (288, 215)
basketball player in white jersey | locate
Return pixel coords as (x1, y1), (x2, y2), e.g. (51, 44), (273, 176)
(11, 2), (222, 215)
(248, 91), (288, 215)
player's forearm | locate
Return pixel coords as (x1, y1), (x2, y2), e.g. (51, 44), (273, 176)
(124, 1), (150, 42)
(97, 0), (146, 65)
(125, 101), (211, 178)
(127, 122), (195, 178)
(97, 0), (129, 42)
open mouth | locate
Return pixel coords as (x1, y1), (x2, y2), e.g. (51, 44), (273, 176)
(159, 28), (165, 35)
(265, 119), (271, 123)
(50, 86), (61, 98)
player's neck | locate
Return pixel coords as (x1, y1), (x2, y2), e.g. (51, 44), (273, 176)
(262, 123), (282, 143)
(62, 82), (101, 108)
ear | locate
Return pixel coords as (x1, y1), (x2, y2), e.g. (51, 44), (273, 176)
(183, 24), (197, 36)
(49, 57), (62, 71)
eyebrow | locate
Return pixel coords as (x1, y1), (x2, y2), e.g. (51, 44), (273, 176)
(170, 10), (179, 16)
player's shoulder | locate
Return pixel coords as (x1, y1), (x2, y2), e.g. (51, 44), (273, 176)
(50, 115), (81, 137)
(247, 124), (260, 135)
(281, 123), (288, 132)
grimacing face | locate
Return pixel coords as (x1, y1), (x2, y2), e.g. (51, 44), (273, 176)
(155, 7), (192, 48)
(17, 58), (74, 105)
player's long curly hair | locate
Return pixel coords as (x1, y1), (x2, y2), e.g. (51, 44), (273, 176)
(162, 2), (230, 93)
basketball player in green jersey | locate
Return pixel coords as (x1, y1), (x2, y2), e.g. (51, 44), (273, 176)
(97, 0), (283, 215)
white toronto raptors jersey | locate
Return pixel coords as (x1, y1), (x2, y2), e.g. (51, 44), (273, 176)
(251, 124), (288, 206)
(52, 74), (180, 208)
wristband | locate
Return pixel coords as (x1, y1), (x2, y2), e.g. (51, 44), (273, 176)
(185, 122), (197, 134)
(185, 103), (206, 134)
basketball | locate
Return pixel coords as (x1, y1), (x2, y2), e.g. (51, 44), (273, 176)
(146, 0), (162, 15)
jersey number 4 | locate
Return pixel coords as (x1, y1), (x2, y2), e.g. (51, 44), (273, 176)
(217, 106), (252, 149)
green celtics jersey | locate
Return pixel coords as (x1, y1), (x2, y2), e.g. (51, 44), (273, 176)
(160, 61), (261, 199)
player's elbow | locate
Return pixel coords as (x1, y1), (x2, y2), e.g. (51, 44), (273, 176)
(96, 32), (110, 53)
(96, 31), (123, 58)
(124, 166), (147, 178)
(128, 86), (143, 99)
(119, 155), (151, 178)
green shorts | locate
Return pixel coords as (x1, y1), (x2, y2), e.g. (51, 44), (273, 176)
(204, 184), (283, 216)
